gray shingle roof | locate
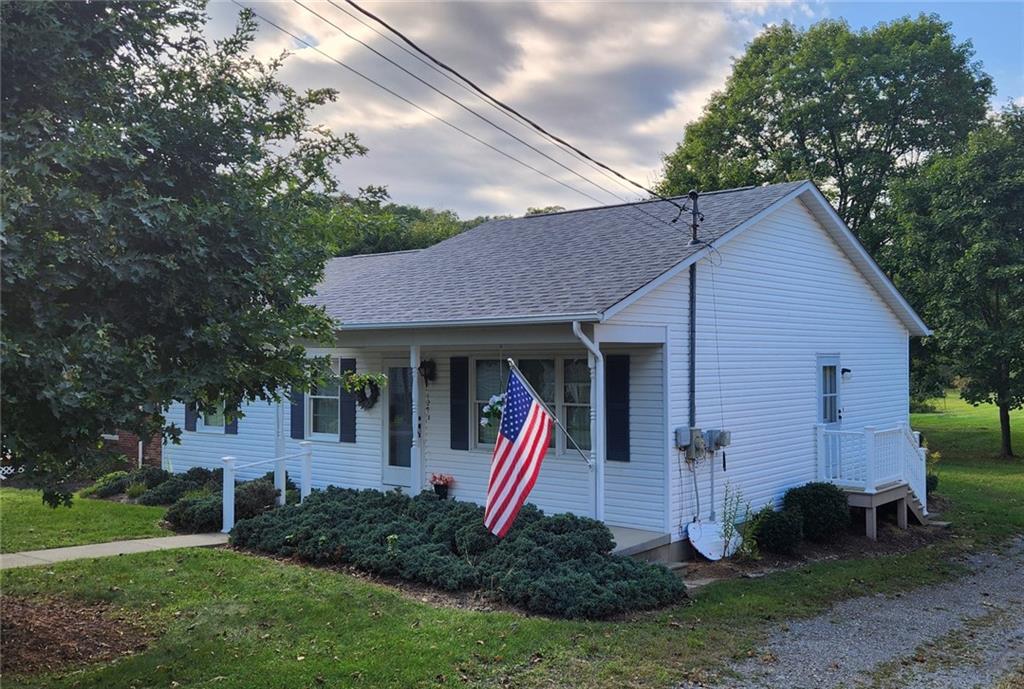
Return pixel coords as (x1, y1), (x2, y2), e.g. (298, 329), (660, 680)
(311, 181), (808, 327)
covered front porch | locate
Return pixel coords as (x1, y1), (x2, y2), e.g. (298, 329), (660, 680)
(291, 321), (672, 542)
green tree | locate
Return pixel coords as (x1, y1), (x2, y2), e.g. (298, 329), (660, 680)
(525, 205), (566, 216)
(1, 2), (363, 503)
(314, 189), (501, 256)
(888, 107), (1024, 457)
(659, 15), (993, 253)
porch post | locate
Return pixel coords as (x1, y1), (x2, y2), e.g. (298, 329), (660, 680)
(410, 344), (422, 493)
(588, 351), (606, 521)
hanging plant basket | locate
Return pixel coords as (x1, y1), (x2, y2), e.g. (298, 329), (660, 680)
(342, 372), (388, 411)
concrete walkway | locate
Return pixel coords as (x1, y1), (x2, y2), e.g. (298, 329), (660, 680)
(0, 533), (229, 570)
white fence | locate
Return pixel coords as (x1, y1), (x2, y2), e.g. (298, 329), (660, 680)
(221, 441), (312, 533)
(817, 424), (927, 512)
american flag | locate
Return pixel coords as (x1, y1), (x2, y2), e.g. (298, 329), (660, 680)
(483, 368), (554, 537)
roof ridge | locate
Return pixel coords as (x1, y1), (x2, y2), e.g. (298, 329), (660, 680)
(488, 180), (809, 221)
(330, 249), (423, 260)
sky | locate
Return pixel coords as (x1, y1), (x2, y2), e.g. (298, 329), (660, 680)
(206, 1), (1024, 217)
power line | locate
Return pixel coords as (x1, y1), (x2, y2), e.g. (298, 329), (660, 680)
(323, 0), (653, 201)
(291, 0), (679, 231)
(344, 0), (689, 220)
(231, 1), (606, 207)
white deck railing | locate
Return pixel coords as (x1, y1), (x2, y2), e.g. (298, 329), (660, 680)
(816, 424), (927, 512)
(221, 441), (312, 533)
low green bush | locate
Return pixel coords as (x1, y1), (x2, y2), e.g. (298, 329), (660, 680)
(230, 489), (685, 619)
(131, 466), (171, 488)
(754, 509), (803, 555)
(164, 478), (281, 533)
(138, 476), (202, 505)
(125, 482), (148, 499)
(82, 471), (131, 498)
(926, 473), (939, 493)
(782, 482), (850, 543)
(166, 494), (222, 533)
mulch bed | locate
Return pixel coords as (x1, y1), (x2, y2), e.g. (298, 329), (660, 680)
(1, 596), (153, 675)
(685, 517), (951, 582)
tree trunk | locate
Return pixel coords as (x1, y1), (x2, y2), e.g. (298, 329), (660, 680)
(999, 402), (1014, 458)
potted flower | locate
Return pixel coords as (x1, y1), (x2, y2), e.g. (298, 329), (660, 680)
(429, 473), (454, 500)
(479, 393), (505, 429)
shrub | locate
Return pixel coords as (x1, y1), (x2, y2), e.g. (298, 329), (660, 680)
(235, 480), (279, 521)
(926, 473), (939, 493)
(737, 504), (775, 560)
(129, 466), (171, 489)
(125, 482), (148, 499)
(82, 471), (131, 498)
(166, 494), (222, 533)
(755, 509), (803, 555)
(138, 476), (202, 505)
(229, 488), (685, 618)
(782, 482), (850, 543)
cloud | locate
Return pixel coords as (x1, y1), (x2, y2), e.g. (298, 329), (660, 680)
(210, 1), (809, 215)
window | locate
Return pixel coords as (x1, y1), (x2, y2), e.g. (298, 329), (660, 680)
(817, 355), (840, 425)
(563, 359), (591, 452)
(472, 356), (591, 454)
(309, 358), (341, 437)
(197, 403), (225, 432)
(475, 359), (507, 446)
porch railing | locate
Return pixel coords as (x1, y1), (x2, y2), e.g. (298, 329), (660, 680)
(221, 441), (312, 533)
(816, 424), (927, 511)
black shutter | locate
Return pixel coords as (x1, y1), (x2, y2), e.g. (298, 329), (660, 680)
(289, 390), (305, 439)
(605, 355), (630, 462)
(450, 357), (469, 450)
(339, 358), (356, 443)
(184, 403), (197, 432)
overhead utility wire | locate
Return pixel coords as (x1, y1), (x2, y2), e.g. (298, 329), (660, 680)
(324, 0), (649, 200)
(344, 0), (689, 220)
(232, 1), (605, 207)
(292, 0), (679, 231)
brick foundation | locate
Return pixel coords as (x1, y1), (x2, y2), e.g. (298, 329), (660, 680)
(103, 431), (162, 468)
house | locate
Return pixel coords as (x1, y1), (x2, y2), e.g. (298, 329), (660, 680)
(164, 180), (931, 556)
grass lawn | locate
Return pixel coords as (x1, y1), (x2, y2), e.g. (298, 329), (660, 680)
(0, 489), (169, 553)
(2, 395), (1021, 688)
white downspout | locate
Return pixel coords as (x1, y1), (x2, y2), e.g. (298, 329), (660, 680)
(573, 321), (604, 521)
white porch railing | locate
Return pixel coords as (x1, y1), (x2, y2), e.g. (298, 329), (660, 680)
(221, 441), (312, 533)
(816, 424), (927, 512)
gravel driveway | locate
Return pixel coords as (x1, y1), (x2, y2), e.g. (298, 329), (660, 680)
(684, 537), (1024, 689)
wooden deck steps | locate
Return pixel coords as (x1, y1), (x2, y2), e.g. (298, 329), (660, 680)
(843, 482), (933, 540)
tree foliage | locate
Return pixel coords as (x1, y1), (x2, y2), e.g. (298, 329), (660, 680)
(658, 15), (993, 253)
(887, 107), (1024, 457)
(312, 187), (501, 256)
(1, 2), (363, 502)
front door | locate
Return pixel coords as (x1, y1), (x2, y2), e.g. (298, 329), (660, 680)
(816, 354), (842, 428)
(382, 365), (413, 487)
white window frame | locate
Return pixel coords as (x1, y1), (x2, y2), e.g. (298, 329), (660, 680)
(816, 353), (842, 426)
(307, 357), (342, 441)
(469, 355), (591, 456)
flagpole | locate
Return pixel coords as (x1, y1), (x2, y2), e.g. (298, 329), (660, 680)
(506, 358), (593, 468)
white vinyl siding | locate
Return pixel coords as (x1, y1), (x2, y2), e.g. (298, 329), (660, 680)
(610, 198), (910, 540)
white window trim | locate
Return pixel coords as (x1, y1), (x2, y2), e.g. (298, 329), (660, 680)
(307, 356), (342, 442)
(469, 355), (590, 457)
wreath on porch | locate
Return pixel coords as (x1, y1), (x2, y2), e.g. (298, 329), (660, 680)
(342, 371), (388, 411)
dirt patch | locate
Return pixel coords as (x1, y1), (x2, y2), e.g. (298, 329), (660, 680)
(685, 521), (950, 583)
(0, 596), (153, 675)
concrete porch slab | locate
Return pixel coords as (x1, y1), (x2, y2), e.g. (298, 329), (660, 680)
(609, 525), (671, 557)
